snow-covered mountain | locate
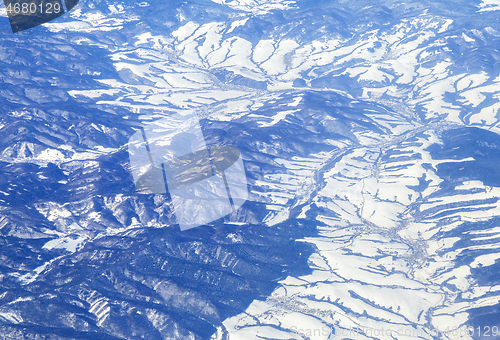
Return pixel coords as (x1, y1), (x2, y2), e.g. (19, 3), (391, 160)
(0, 0), (499, 339)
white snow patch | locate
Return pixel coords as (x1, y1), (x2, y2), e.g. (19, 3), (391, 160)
(42, 235), (88, 252)
(478, 0), (500, 12)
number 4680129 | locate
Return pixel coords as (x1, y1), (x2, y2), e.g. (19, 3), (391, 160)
(5, 2), (61, 14)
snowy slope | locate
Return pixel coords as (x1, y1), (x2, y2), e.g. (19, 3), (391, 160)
(0, 0), (499, 339)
